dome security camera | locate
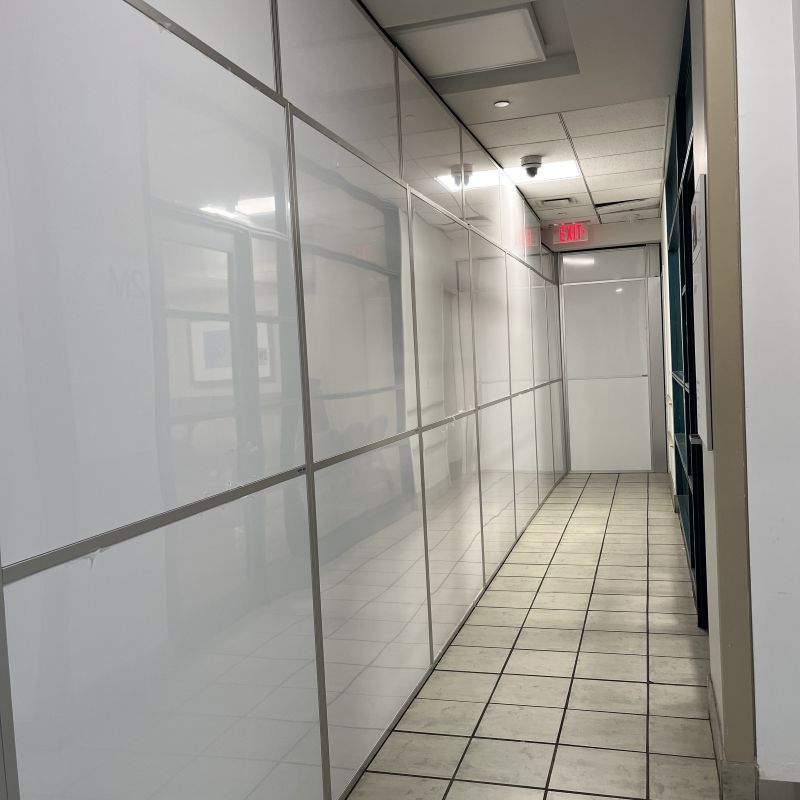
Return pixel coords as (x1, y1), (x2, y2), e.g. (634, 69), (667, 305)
(521, 154), (543, 178)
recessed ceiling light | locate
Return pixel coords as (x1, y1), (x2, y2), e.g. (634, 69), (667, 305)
(494, 99), (511, 108)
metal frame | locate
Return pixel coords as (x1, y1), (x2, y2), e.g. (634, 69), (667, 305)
(0, 0), (566, 797)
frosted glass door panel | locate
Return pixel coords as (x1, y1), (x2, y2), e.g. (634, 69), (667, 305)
(278, 0), (399, 176)
(532, 271), (550, 385)
(314, 438), (428, 795)
(149, 0), (275, 86)
(512, 392), (539, 534)
(479, 401), (515, 578)
(294, 120), (416, 461)
(423, 417), (483, 654)
(411, 199), (474, 425)
(561, 246), (647, 284)
(399, 60), (462, 218)
(535, 385), (555, 499)
(6, 478), (322, 800)
(563, 280), (648, 379)
(0, 0), (301, 564)
(471, 234), (510, 404)
(568, 377), (652, 471)
(507, 257), (534, 392)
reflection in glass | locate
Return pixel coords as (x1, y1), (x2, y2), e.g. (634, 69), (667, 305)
(512, 391), (539, 535)
(411, 199), (474, 425)
(423, 417), (483, 654)
(535, 385), (555, 499)
(399, 60), (462, 217)
(471, 233), (510, 405)
(507, 256), (534, 392)
(294, 120), (416, 461)
(6, 479), (323, 799)
(479, 401), (516, 578)
(314, 438), (428, 797)
(278, 0), (399, 177)
(461, 131), (503, 244)
(501, 173), (525, 259)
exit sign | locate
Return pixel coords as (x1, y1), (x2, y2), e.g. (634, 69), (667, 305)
(554, 222), (589, 244)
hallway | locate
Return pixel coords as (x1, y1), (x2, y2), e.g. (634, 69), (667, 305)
(350, 472), (717, 800)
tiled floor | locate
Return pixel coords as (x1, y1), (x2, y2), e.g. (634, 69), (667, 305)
(348, 472), (718, 800)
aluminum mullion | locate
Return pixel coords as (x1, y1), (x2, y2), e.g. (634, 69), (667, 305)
(0, 558), (20, 800)
(405, 186), (435, 664)
(558, 256), (573, 474)
(285, 107), (333, 800)
(269, 0), (283, 95)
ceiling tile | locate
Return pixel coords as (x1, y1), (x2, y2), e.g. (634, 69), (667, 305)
(573, 127), (665, 159)
(592, 184), (662, 203)
(536, 204), (596, 221)
(586, 169), (663, 191)
(488, 139), (574, 169)
(523, 177), (587, 199)
(562, 98), (669, 138)
(600, 208), (662, 223)
(579, 149), (664, 177)
(471, 114), (565, 148)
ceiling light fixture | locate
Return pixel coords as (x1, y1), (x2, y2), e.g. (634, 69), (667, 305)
(494, 99), (511, 108)
(235, 196), (276, 215)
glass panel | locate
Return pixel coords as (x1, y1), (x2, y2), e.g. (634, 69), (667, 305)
(423, 417), (483, 655)
(294, 120), (416, 461)
(512, 391), (539, 535)
(411, 198), (474, 426)
(551, 382), (566, 479)
(398, 60), (462, 217)
(546, 282), (563, 380)
(278, 0), (399, 177)
(148, 0), (274, 86)
(535, 384), (555, 498)
(567, 377), (652, 471)
(6, 479), (323, 800)
(540, 248), (556, 281)
(0, 0), (301, 563)
(501, 173), (525, 259)
(561, 246), (647, 284)
(462, 131), (502, 244)
(479, 401), (515, 578)
(471, 233), (510, 405)
(524, 204), (542, 269)
(532, 269), (550, 385)
(314, 438), (428, 797)
(507, 257), (534, 392)
(562, 280), (649, 379)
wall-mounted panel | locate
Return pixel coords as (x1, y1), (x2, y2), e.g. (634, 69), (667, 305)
(512, 391), (539, 534)
(399, 60), (462, 218)
(6, 478), (322, 799)
(478, 400), (516, 578)
(294, 119), (416, 461)
(471, 234), (510, 405)
(561, 246), (647, 284)
(422, 417), (483, 654)
(411, 199), (474, 426)
(278, 0), (400, 177)
(314, 438), (428, 797)
(0, 0), (301, 564)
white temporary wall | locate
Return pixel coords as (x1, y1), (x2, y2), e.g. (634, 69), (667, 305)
(736, 0), (800, 782)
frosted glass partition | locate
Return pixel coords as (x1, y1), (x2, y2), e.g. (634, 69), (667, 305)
(471, 233), (511, 405)
(411, 198), (475, 425)
(462, 132), (503, 245)
(547, 282), (563, 380)
(294, 120), (416, 461)
(561, 246), (647, 283)
(0, 0), (569, 797)
(399, 60), (462, 218)
(535, 384), (555, 498)
(6, 479), (320, 799)
(314, 438), (428, 796)
(0, 0), (301, 564)
(422, 417), (483, 654)
(532, 269), (550, 386)
(479, 401), (516, 578)
(512, 391), (539, 534)
(551, 382), (567, 478)
(507, 256), (535, 392)
(277, 0), (400, 177)
(149, 0), (275, 85)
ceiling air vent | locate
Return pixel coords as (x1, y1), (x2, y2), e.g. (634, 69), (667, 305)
(535, 197), (578, 209)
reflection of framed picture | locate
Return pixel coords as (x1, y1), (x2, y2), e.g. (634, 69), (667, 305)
(190, 320), (272, 383)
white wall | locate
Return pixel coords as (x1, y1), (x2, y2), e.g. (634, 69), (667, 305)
(736, 0), (800, 782)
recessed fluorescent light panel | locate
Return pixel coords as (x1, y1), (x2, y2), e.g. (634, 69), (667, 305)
(393, 7), (546, 79)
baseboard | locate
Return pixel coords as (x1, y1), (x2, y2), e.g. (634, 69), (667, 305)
(708, 677), (758, 800)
